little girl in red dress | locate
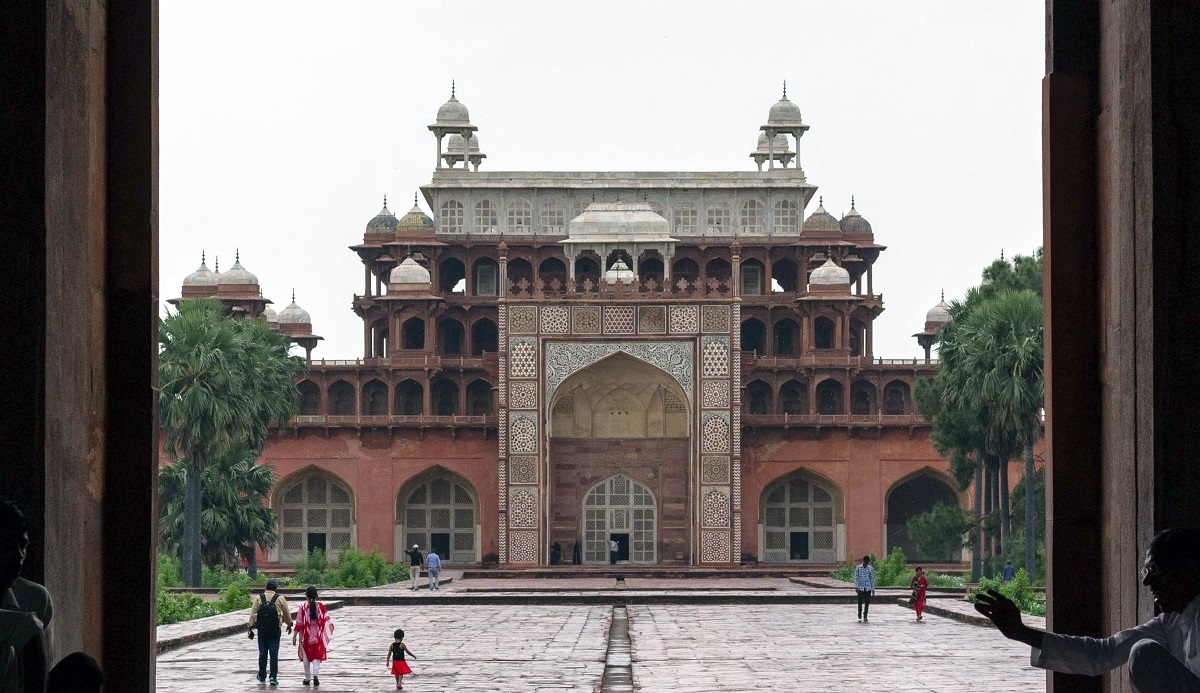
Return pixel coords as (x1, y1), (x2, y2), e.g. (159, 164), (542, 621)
(387, 628), (417, 690)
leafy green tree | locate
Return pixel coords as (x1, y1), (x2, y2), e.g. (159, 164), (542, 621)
(159, 444), (279, 574)
(906, 502), (970, 563)
(159, 299), (305, 585)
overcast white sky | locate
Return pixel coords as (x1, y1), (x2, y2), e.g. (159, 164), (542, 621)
(161, 2), (1044, 360)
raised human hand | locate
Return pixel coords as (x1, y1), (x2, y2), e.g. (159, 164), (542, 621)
(974, 589), (1027, 641)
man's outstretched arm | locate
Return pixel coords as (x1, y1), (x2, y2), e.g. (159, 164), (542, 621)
(974, 590), (1045, 649)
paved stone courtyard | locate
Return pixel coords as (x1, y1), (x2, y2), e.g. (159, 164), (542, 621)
(156, 602), (1044, 692)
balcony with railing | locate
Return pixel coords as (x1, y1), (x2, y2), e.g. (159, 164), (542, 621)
(740, 351), (939, 373)
(291, 414), (497, 428)
(741, 412), (929, 428)
(307, 352), (498, 371)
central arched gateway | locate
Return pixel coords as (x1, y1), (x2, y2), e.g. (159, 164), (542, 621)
(547, 351), (691, 564)
(760, 472), (844, 563)
(582, 474), (657, 563)
(396, 468), (480, 564)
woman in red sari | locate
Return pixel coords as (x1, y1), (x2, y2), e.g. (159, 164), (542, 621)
(911, 567), (929, 621)
(292, 585), (334, 685)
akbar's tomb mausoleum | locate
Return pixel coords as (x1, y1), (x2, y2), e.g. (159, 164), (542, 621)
(172, 87), (961, 568)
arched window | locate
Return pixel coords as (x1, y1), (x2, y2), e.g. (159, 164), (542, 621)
(850, 380), (877, 416)
(465, 379), (492, 416)
(362, 379), (388, 416)
(741, 199), (764, 232)
(439, 200), (463, 233)
(583, 475), (657, 563)
(673, 204), (697, 234)
(747, 380), (773, 415)
(394, 380), (423, 416)
(706, 258), (732, 282)
(772, 258), (799, 293)
(850, 319), (866, 357)
(473, 259), (498, 296)
(816, 379), (844, 415)
(741, 259), (764, 295)
(774, 199), (799, 233)
(884, 380), (912, 415)
(431, 379), (459, 416)
(741, 318), (767, 356)
(471, 318), (498, 355)
(774, 318), (800, 356)
(887, 474), (960, 561)
(401, 317), (425, 350)
(369, 318), (388, 358)
(507, 199), (532, 232)
(706, 203), (731, 233)
(638, 256), (664, 286)
(672, 258), (699, 284)
(279, 473), (354, 562)
(507, 258), (533, 292)
(761, 474), (839, 562)
(814, 315), (836, 349)
(329, 380), (355, 416)
(438, 318), (464, 356)
(538, 257), (567, 291)
(400, 476), (477, 563)
(474, 199), (497, 232)
(540, 202), (565, 234)
(297, 381), (320, 415)
(575, 256), (601, 287)
(438, 257), (466, 294)
(780, 380), (808, 415)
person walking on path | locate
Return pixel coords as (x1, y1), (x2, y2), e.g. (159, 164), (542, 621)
(405, 545), (424, 591)
(386, 628), (417, 690)
(248, 578), (293, 686)
(609, 538), (619, 565)
(854, 555), (876, 622)
(911, 567), (929, 621)
(292, 586), (334, 686)
(1002, 561), (1017, 583)
(425, 550), (442, 591)
(977, 528), (1200, 692)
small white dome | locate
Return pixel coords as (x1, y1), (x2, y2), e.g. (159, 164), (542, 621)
(755, 132), (791, 154)
(263, 306), (279, 323)
(602, 258), (636, 284)
(436, 85), (470, 124)
(183, 253), (218, 287)
(277, 298), (311, 324)
(809, 258), (850, 286)
(217, 255), (259, 285)
(389, 257), (431, 285)
(926, 298), (951, 324)
(768, 96), (803, 125)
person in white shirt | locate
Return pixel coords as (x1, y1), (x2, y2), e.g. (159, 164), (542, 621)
(976, 527), (1200, 692)
(425, 550), (442, 591)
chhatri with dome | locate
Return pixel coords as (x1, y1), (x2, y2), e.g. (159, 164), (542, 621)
(171, 84), (962, 570)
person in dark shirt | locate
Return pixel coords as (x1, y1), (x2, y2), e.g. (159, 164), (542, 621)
(405, 545), (424, 591)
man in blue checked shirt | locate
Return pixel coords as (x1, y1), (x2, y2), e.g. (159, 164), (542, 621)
(854, 555), (876, 621)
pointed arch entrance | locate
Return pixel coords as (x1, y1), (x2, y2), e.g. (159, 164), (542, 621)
(582, 474), (658, 564)
(396, 468), (479, 563)
(275, 468), (355, 564)
(759, 471), (844, 563)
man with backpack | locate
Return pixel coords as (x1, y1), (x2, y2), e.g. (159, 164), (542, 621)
(247, 578), (293, 686)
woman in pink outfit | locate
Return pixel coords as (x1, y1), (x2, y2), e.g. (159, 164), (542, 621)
(292, 585), (334, 686)
(911, 567), (929, 621)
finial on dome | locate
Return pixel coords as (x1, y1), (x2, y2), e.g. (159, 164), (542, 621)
(383, 194), (388, 208)
(413, 192), (418, 205)
(291, 288), (296, 302)
(235, 248), (240, 262)
(851, 195), (856, 209)
(214, 256), (219, 272)
(782, 80), (787, 99)
(451, 80), (456, 98)
(201, 250), (206, 264)
(941, 289), (945, 301)
(818, 195), (823, 206)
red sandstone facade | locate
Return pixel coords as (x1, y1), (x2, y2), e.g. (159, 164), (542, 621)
(173, 90), (971, 568)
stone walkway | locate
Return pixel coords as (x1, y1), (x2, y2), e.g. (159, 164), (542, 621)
(156, 602), (1044, 692)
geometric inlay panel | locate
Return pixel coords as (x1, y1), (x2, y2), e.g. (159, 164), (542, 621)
(701, 304), (731, 333)
(700, 456), (731, 484)
(508, 488), (538, 528)
(509, 337), (537, 378)
(701, 380), (730, 409)
(701, 412), (731, 453)
(541, 306), (570, 334)
(638, 305), (667, 334)
(701, 336), (730, 377)
(509, 456), (538, 485)
(509, 381), (537, 409)
(509, 412), (538, 454)
(509, 530), (538, 563)
(701, 530), (731, 563)
(509, 305), (537, 334)
(544, 341), (695, 405)
(669, 304), (700, 333)
(602, 306), (636, 334)
(572, 305), (601, 334)
(701, 487), (731, 528)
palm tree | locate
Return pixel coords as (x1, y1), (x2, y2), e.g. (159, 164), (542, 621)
(159, 299), (304, 585)
(949, 289), (1045, 581)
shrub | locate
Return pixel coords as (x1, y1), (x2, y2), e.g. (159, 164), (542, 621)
(157, 553), (183, 589)
(218, 582), (252, 611)
(829, 548), (963, 589)
(290, 547), (408, 589)
(969, 567), (1045, 616)
(156, 591), (220, 626)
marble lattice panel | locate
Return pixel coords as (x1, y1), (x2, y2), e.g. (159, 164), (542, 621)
(701, 336), (730, 378)
(509, 530), (539, 563)
(509, 306), (537, 334)
(701, 304), (731, 333)
(638, 306), (667, 334)
(602, 306), (636, 334)
(508, 381), (537, 409)
(700, 456), (731, 484)
(669, 304), (700, 334)
(700, 530), (731, 563)
(508, 456), (538, 485)
(701, 380), (730, 409)
(509, 337), (538, 379)
(572, 305), (601, 334)
(701, 487), (731, 528)
(508, 488), (538, 528)
(701, 411), (731, 453)
(509, 412), (538, 454)
(540, 306), (570, 334)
